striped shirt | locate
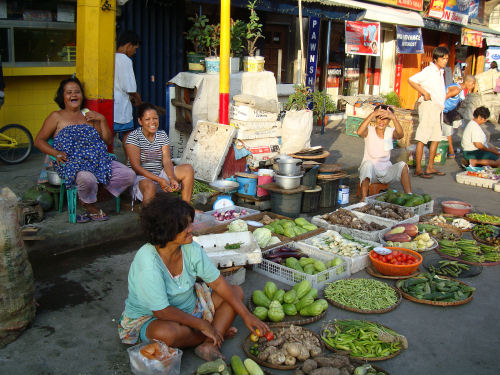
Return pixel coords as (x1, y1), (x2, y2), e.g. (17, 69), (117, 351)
(126, 128), (169, 176)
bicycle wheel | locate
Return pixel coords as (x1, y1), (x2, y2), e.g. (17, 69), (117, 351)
(0, 124), (34, 164)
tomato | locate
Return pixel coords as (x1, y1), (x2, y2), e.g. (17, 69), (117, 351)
(392, 251), (399, 257)
(372, 253), (378, 259)
(387, 254), (394, 261)
(390, 259), (397, 264)
(264, 331), (275, 341)
(250, 333), (259, 342)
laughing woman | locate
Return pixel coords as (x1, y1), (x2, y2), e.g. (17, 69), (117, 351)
(34, 77), (135, 221)
(125, 102), (195, 205)
(118, 193), (269, 360)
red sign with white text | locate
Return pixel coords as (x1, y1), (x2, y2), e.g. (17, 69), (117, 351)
(345, 21), (381, 56)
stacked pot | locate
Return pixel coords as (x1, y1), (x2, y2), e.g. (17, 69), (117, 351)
(275, 156), (303, 189)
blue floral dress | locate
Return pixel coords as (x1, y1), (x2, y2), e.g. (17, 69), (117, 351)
(53, 124), (116, 188)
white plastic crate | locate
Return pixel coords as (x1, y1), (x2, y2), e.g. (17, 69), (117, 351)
(365, 193), (434, 216)
(345, 202), (420, 227)
(299, 230), (380, 274)
(456, 171), (499, 190)
(311, 211), (389, 243)
(253, 241), (350, 289)
(203, 205), (260, 224)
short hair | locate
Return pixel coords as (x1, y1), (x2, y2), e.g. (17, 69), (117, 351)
(54, 77), (86, 109)
(473, 106), (490, 120)
(463, 74), (476, 83)
(117, 31), (140, 48)
(432, 47), (449, 61)
(490, 61), (498, 69)
(140, 193), (195, 247)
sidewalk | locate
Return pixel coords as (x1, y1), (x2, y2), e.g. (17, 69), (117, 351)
(1, 122), (499, 257)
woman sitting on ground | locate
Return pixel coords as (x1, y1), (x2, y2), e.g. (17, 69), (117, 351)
(118, 193), (269, 360)
(34, 77), (135, 221)
(125, 102), (195, 205)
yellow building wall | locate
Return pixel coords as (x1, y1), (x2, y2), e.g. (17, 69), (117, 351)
(0, 67), (74, 138)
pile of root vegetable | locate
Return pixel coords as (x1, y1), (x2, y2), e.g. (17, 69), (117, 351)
(255, 325), (322, 366)
(294, 355), (387, 375)
(353, 203), (414, 221)
(321, 210), (385, 231)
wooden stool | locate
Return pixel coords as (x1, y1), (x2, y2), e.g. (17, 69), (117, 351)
(356, 182), (389, 197)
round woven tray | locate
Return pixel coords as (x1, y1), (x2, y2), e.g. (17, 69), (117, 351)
(422, 253), (482, 278)
(419, 213), (474, 232)
(247, 298), (326, 327)
(241, 328), (324, 370)
(419, 222), (463, 241)
(471, 229), (500, 247)
(320, 322), (404, 361)
(434, 247), (500, 267)
(365, 264), (421, 280)
(465, 214), (500, 226)
(323, 279), (402, 314)
(395, 276), (474, 306)
(379, 234), (438, 253)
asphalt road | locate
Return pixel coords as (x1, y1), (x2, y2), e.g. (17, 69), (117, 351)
(1, 235), (499, 375)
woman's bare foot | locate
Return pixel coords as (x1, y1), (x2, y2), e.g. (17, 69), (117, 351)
(224, 327), (237, 339)
(194, 341), (224, 361)
(81, 201), (107, 217)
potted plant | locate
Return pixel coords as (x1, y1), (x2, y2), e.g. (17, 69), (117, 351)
(185, 13), (211, 73)
(230, 19), (246, 73)
(312, 90), (336, 125)
(284, 84), (310, 111)
(243, 0), (265, 72)
(205, 23), (221, 74)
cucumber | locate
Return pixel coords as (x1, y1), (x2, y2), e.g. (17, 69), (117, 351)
(231, 355), (249, 375)
(244, 358), (264, 375)
(196, 358), (226, 374)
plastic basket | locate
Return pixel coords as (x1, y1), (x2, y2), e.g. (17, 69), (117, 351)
(253, 241), (350, 288)
(299, 230), (380, 274)
(456, 171), (498, 190)
(203, 205), (260, 225)
(345, 116), (364, 137)
(365, 193), (433, 216)
(344, 202), (419, 227)
(311, 212), (390, 243)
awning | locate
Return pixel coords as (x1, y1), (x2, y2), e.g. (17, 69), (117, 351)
(303, 0), (424, 27)
(464, 23), (500, 36)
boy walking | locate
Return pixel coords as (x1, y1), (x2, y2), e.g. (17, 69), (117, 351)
(114, 31), (142, 145)
(408, 46), (449, 179)
(461, 106), (499, 167)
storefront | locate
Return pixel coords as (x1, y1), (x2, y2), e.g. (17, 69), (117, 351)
(0, 1), (76, 137)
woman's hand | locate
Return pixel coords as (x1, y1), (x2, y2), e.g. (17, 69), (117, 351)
(54, 151), (68, 165)
(168, 177), (180, 192)
(242, 311), (270, 336)
(158, 178), (171, 192)
(84, 110), (105, 123)
(198, 319), (223, 348)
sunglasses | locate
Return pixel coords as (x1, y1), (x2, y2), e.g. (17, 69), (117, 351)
(374, 104), (394, 113)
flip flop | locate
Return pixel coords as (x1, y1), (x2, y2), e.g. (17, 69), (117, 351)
(448, 153), (456, 159)
(76, 214), (90, 223)
(427, 171), (446, 176)
(415, 172), (433, 179)
(88, 210), (109, 222)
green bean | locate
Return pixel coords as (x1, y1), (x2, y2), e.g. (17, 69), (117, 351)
(192, 179), (217, 195)
(324, 279), (398, 311)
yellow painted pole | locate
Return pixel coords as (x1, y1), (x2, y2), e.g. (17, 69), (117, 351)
(76, 0), (116, 148)
(219, 0), (230, 124)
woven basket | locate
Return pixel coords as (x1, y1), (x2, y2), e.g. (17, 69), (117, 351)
(419, 222), (463, 241)
(419, 213), (474, 232)
(395, 277), (474, 306)
(434, 247), (500, 267)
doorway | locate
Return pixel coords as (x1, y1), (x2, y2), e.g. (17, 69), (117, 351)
(263, 24), (289, 81)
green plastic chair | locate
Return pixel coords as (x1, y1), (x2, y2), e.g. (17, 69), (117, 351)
(47, 139), (120, 223)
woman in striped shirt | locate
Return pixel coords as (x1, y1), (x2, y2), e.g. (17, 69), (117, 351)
(126, 102), (195, 205)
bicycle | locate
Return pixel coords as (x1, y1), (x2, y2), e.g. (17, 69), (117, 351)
(0, 124), (34, 164)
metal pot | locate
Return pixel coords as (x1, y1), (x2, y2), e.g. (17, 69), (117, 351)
(46, 168), (62, 186)
(275, 174), (303, 190)
(276, 157), (303, 176)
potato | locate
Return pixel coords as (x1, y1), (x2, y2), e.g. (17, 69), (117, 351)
(283, 342), (301, 358)
(297, 346), (311, 361)
(309, 345), (322, 357)
(302, 358), (318, 373)
(285, 355), (297, 366)
(268, 350), (286, 365)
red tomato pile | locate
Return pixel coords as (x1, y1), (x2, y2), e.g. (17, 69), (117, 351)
(371, 250), (418, 265)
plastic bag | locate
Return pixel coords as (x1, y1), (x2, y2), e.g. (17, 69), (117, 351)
(280, 110), (313, 154)
(127, 340), (182, 375)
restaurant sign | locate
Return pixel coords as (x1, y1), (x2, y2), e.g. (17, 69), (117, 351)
(429, 0), (468, 25)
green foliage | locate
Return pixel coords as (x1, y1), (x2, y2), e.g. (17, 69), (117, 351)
(284, 84), (311, 111)
(381, 92), (401, 107)
(206, 23), (221, 57)
(230, 19), (247, 56)
(185, 13), (211, 55)
(246, 0), (264, 57)
(312, 90), (336, 119)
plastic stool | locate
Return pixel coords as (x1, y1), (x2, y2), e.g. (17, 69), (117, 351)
(356, 182), (389, 197)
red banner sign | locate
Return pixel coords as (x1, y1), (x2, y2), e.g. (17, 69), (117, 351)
(345, 21), (381, 56)
(461, 28), (483, 47)
(394, 54), (403, 95)
(368, 0), (423, 11)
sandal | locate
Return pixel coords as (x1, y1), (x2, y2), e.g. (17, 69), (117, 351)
(427, 171), (446, 176)
(415, 172), (433, 179)
(448, 153), (456, 159)
(87, 210), (109, 221)
(76, 214), (90, 223)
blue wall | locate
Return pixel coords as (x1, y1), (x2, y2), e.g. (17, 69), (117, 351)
(118, 0), (185, 131)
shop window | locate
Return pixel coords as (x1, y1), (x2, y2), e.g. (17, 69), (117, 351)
(13, 28), (75, 62)
(0, 28), (8, 62)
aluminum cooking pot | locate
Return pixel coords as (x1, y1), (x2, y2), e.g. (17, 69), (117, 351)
(46, 168), (62, 186)
(275, 174), (303, 189)
(276, 157), (303, 176)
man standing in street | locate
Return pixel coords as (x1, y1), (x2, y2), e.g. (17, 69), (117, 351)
(114, 31), (141, 148)
(408, 46), (449, 179)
